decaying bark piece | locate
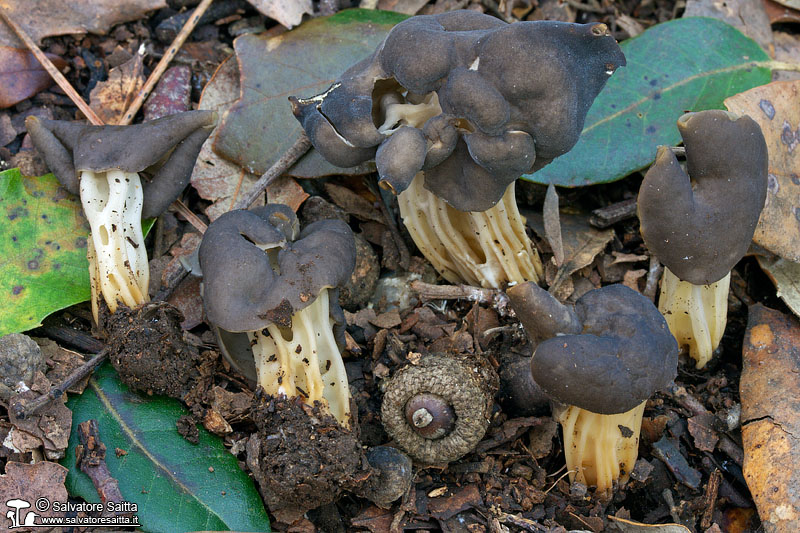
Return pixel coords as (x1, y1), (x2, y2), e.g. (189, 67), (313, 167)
(741, 304), (800, 533)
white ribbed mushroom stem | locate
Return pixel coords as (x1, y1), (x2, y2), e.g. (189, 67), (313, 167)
(398, 174), (542, 289)
(251, 290), (351, 428)
(80, 169), (149, 323)
(555, 402), (646, 496)
(658, 267), (730, 369)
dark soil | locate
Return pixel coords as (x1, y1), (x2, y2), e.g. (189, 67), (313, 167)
(105, 301), (216, 405)
(247, 393), (369, 524)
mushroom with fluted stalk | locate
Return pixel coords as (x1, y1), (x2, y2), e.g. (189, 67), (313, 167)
(508, 282), (678, 496)
(25, 111), (215, 323)
(291, 10), (625, 289)
(637, 110), (768, 368)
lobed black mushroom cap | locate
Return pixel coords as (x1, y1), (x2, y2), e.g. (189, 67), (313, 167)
(25, 110), (215, 217)
(507, 281), (581, 343)
(524, 284), (678, 415)
(199, 204), (356, 334)
(638, 110), (768, 285)
(290, 12), (624, 212)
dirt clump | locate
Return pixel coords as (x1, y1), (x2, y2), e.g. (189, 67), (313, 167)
(246, 393), (369, 524)
(104, 301), (216, 404)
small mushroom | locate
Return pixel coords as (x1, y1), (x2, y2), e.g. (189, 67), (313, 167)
(381, 353), (498, 464)
(291, 11), (625, 289)
(356, 445), (414, 507)
(508, 282), (678, 496)
(25, 111), (215, 323)
(199, 205), (356, 427)
(638, 110), (768, 368)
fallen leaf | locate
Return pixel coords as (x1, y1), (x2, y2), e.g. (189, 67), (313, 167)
(0, 461), (68, 526)
(0, 47), (67, 108)
(144, 65), (192, 121)
(64, 363), (271, 532)
(525, 17), (771, 187)
(10, 372), (72, 460)
(652, 435), (702, 490)
(247, 0), (313, 29)
(525, 211), (615, 293)
(377, 0), (430, 14)
(543, 183), (564, 266)
(324, 182), (382, 222)
(763, 0), (800, 24)
(741, 304), (800, 532)
(38, 337), (91, 394)
(725, 81), (800, 261)
(772, 32), (800, 83)
(266, 175), (309, 212)
(166, 276), (203, 330)
(90, 52), (145, 125)
(687, 412), (719, 453)
(770, 0), (800, 10)
(684, 0), (773, 53)
(607, 516), (692, 532)
(757, 256), (800, 318)
(214, 9), (405, 178)
(0, 169), (91, 337)
(190, 57), (261, 221)
(427, 484), (483, 521)
(0, 0), (166, 48)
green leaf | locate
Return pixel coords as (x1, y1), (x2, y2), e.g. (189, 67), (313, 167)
(214, 8), (408, 177)
(63, 363), (270, 533)
(0, 168), (90, 336)
(523, 17), (772, 186)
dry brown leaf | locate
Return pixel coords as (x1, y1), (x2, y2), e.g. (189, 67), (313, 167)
(0, 461), (69, 527)
(0, 0), (166, 48)
(741, 304), (800, 532)
(543, 183), (564, 266)
(377, 0), (430, 14)
(247, 0), (312, 29)
(763, 0), (800, 23)
(266, 175), (309, 213)
(773, 33), (800, 83)
(9, 372), (72, 460)
(607, 516), (691, 532)
(0, 47), (66, 108)
(89, 52), (145, 125)
(770, 0), (800, 11)
(190, 57), (261, 221)
(757, 256), (800, 318)
(725, 81), (800, 262)
(525, 210), (615, 293)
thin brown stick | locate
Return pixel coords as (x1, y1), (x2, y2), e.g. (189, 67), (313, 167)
(11, 348), (109, 420)
(0, 7), (104, 126)
(119, 0), (216, 125)
(234, 133), (312, 210)
(410, 280), (513, 316)
(365, 176), (410, 270)
(171, 198), (207, 233)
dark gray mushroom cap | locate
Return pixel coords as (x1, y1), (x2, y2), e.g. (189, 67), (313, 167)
(290, 11), (624, 212)
(25, 110), (215, 218)
(638, 110), (768, 285)
(522, 284), (678, 415)
(199, 205), (356, 333)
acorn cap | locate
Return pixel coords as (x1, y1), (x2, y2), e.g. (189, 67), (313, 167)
(515, 284), (678, 415)
(637, 110), (768, 285)
(291, 11), (625, 211)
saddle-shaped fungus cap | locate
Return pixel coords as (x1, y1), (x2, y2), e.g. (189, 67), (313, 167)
(291, 10), (625, 212)
(638, 110), (768, 285)
(26, 111), (215, 218)
(199, 205), (355, 334)
(529, 284), (678, 414)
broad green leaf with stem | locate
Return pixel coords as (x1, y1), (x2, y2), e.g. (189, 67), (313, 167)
(63, 363), (270, 533)
(524, 17), (776, 187)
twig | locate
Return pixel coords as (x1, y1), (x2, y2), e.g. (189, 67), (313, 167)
(365, 177), (410, 270)
(171, 198), (207, 233)
(643, 255), (663, 301)
(76, 420), (130, 516)
(0, 7), (104, 126)
(410, 280), (513, 316)
(12, 348), (109, 420)
(36, 325), (104, 353)
(118, 0), (216, 125)
(234, 133), (312, 210)
(589, 198), (637, 228)
(700, 469), (722, 530)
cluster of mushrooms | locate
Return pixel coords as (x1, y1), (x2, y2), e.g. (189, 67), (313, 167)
(25, 8), (769, 517)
